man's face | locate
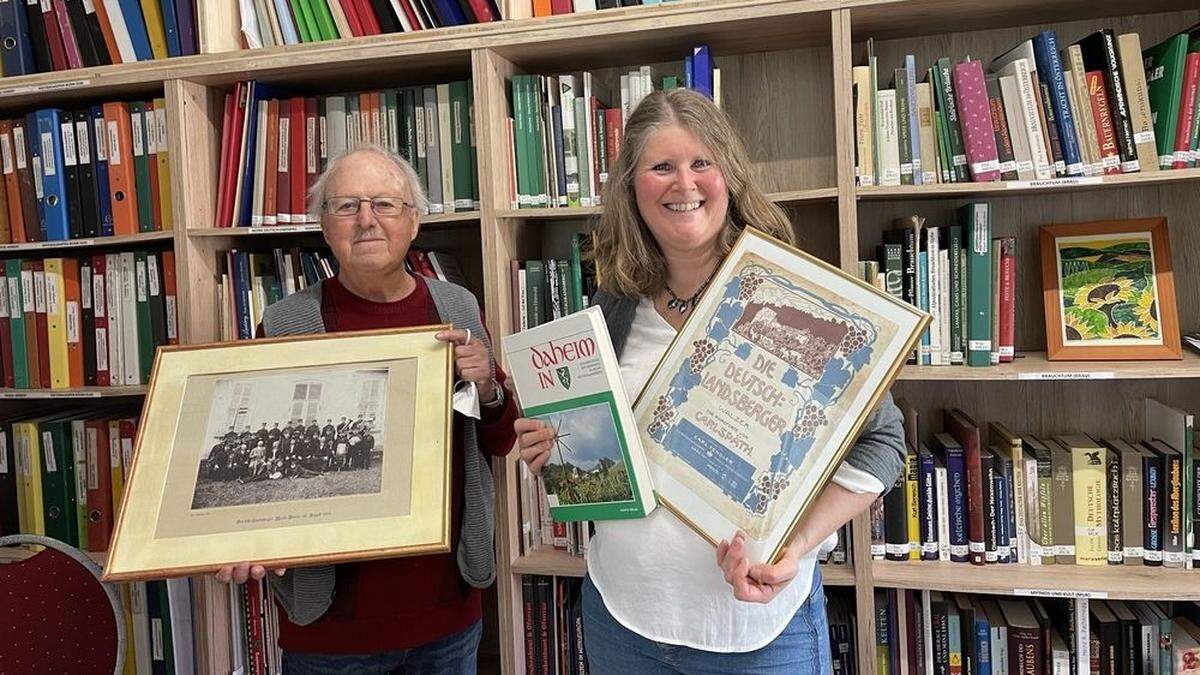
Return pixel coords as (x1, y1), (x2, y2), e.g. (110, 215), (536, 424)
(320, 151), (419, 279)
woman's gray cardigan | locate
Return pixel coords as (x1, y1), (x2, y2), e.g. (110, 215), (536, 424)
(260, 278), (499, 626)
(593, 290), (907, 491)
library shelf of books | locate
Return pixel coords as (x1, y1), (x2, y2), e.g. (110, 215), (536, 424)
(1, 0), (1199, 673)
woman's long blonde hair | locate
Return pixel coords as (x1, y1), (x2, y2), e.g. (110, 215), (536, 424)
(591, 88), (795, 298)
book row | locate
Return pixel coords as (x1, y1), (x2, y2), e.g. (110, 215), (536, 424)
(854, 26), (1200, 188)
(875, 590), (1200, 675)
(523, 0), (685, 16)
(0, 411), (139, 550)
(0, 101), (173, 244)
(859, 203), (1014, 367)
(239, 0), (501, 49)
(510, 233), (596, 331)
(0, 0), (199, 77)
(0, 251), (177, 389)
(214, 245), (467, 340)
(506, 46), (719, 210)
(871, 399), (1198, 568)
(214, 81), (479, 229)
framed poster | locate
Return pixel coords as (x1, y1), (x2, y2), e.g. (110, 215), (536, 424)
(633, 228), (927, 565)
(1040, 218), (1180, 361)
(103, 326), (454, 582)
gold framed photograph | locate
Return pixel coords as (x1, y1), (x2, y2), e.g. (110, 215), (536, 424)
(1039, 218), (1181, 361)
(633, 228), (928, 565)
(102, 326), (454, 582)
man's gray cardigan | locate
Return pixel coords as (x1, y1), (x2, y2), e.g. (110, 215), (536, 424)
(593, 290), (907, 492)
(260, 278), (499, 626)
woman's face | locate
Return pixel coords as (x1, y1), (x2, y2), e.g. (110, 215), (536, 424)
(320, 151), (419, 279)
(632, 123), (730, 262)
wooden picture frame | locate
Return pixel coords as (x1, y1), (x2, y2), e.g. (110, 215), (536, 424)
(102, 326), (455, 582)
(1039, 218), (1180, 361)
(632, 228), (928, 565)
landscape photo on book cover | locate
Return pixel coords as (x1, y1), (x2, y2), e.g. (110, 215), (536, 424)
(1053, 232), (1162, 345)
(645, 250), (901, 539)
(533, 396), (634, 507)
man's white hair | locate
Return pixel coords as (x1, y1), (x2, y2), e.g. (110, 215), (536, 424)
(307, 143), (429, 217)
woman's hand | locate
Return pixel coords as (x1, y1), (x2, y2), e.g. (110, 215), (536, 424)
(716, 531), (800, 604)
(436, 329), (496, 402)
(514, 417), (555, 474)
(215, 562), (287, 584)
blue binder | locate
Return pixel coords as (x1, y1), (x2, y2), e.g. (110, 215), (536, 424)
(90, 106), (114, 237)
(34, 109), (70, 241)
(115, 0), (154, 60)
(0, 0), (35, 75)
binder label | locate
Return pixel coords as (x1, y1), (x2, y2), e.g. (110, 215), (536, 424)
(66, 301), (78, 343)
(95, 328), (108, 372)
(147, 256), (160, 296)
(166, 297), (177, 340)
(12, 125), (25, 169)
(156, 109), (168, 152)
(32, 156), (42, 198)
(20, 270), (33, 313)
(61, 123), (77, 166)
(43, 431), (56, 472)
(278, 117), (289, 173)
(151, 618), (163, 660)
(32, 269), (44, 312)
(108, 427), (119, 466)
(307, 116), (316, 174)
(0, 432), (6, 473)
(94, 119), (107, 161)
(0, 280), (7, 317)
(81, 265), (91, 309)
(82, 0), (94, 13)
(44, 270), (58, 316)
(130, 113), (144, 157)
(319, 115), (327, 160)
(86, 429), (98, 490)
(106, 121), (120, 165)
(1, 134), (12, 174)
(39, 132), (54, 175)
(135, 260), (147, 302)
(121, 437), (132, 469)
(75, 121), (90, 165)
(92, 273), (104, 317)
(7, 277), (19, 315)
(19, 435), (29, 476)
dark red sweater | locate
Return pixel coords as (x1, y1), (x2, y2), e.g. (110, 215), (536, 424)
(272, 275), (517, 654)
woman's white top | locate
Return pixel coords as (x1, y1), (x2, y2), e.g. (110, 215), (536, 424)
(587, 296), (883, 652)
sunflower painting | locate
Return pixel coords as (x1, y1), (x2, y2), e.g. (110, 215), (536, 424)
(1056, 234), (1160, 344)
(1040, 218), (1181, 361)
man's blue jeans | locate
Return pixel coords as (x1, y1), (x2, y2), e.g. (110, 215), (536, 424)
(280, 620), (482, 674)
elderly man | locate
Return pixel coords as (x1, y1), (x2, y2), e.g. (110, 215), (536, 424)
(218, 145), (517, 674)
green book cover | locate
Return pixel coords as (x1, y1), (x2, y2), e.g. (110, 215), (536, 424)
(937, 57), (969, 182)
(291, 0), (316, 43)
(134, 252), (153, 383)
(662, 75), (678, 90)
(70, 420), (88, 551)
(947, 225), (964, 364)
(894, 68), (913, 185)
(308, 0), (337, 41)
(449, 80), (473, 211)
(1189, 38), (1200, 168)
(38, 418), (78, 546)
(1142, 33), (1188, 165)
(502, 307), (656, 522)
(959, 203), (992, 367)
(525, 259), (543, 327)
(5, 259), (29, 388)
(468, 79), (479, 208)
(403, 88), (425, 190)
(569, 233), (585, 312)
(531, 76), (548, 207)
(512, 75), (530, 208)
(146, 252), (167, 353)
(129, 102), (154, 233)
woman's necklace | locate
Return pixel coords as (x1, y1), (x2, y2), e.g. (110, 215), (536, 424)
(664, 271), (716, 315)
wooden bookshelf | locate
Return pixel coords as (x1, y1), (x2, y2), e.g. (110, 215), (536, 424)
(0, 231), (175, 252)
(0, 386), (149, 399)
(872, 560), (1200, 601)
(7, 1), (1200, 673)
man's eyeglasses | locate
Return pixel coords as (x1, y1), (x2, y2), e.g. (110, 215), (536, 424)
(322, 196), (415, 218)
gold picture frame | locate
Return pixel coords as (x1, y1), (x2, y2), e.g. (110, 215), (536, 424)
(102, 326), (454, 582)
(633, 228), (928, 565)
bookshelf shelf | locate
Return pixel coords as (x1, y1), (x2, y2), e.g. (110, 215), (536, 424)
(0, 386), (149, 399)
(896, 351), (1200, 381)
(186, 212), (481, 237)
(871, 560), (1200, 601)
(510, 547), (857, 586)
(0, 547), (107, 566)
(495, 189), (838, 221)
(856, 168), (1200, 201)
(0, 231), (175, 253)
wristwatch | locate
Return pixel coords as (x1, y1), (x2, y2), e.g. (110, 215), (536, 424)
(480, 378), (505, 408)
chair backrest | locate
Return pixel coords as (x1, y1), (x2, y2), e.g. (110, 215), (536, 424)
(0, 535), (126, 675)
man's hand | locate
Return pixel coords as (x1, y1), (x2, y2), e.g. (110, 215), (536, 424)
(436, 329), (495, 402)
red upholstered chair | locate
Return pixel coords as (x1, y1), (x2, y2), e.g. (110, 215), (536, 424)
(0, 534), (127, 675)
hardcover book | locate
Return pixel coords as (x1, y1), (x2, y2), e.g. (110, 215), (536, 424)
(503, 305), (656, 522)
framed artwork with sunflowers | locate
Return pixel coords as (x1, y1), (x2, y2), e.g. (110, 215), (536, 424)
(1039, 218), (1180, 361)
(631, 228), (927, 566)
